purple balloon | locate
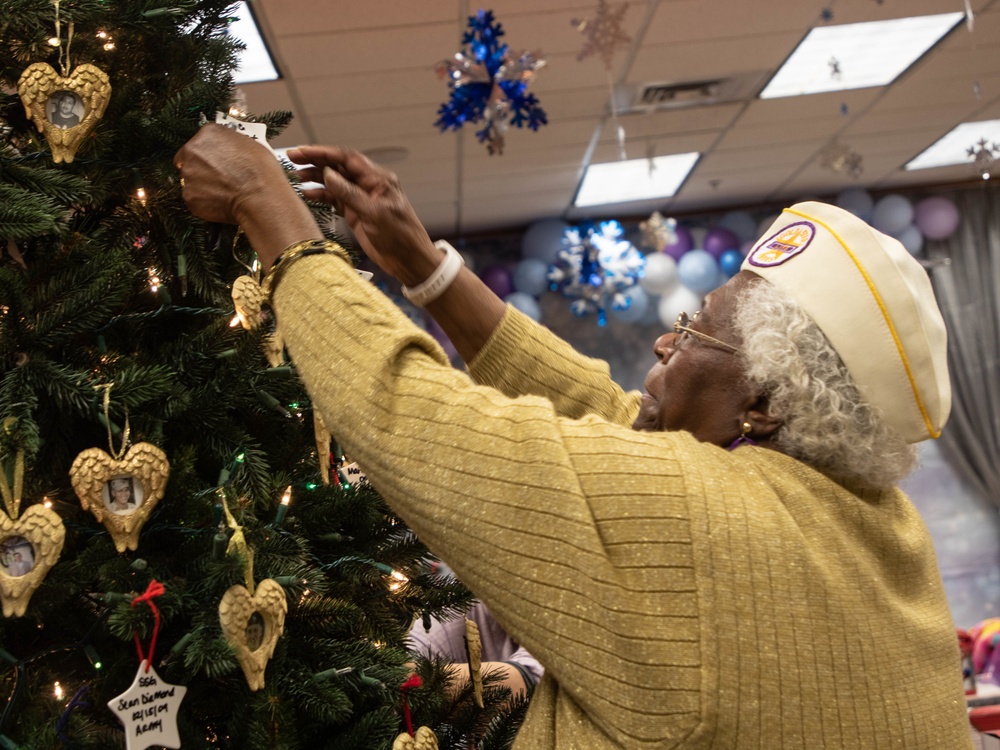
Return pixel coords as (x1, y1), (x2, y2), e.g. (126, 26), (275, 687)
(914, 196), (961, 241)
(703, 227), (740, 259)
(425, 317), (458, 361)
(480, 264), (514, 298)
(663, 226), (693, 260)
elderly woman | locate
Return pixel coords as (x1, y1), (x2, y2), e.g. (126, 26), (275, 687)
(176, 125), (971, 749)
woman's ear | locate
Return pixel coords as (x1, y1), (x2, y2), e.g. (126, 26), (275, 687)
(745, 395), (783, 441)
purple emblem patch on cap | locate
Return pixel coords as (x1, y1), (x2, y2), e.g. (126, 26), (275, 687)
(748, 221), (816, 268)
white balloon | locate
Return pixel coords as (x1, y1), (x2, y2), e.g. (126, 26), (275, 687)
(658, 285), (702, 328)
(639, 253), (678, 295)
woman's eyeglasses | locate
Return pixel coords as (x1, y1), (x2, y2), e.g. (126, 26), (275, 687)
(673, 311), (740, 354)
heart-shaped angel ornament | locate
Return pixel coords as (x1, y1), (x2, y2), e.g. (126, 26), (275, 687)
(219, 578), (288, 691)
(0, 448), (66, 617)
(393, 727), (439, 750)
(69, 442), (170, 553)
(18, 62), (111, 163)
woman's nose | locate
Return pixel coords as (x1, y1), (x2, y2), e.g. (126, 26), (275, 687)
(653, 332), (676, 360)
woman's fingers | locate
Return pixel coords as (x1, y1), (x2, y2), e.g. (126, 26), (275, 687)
(322, 166), (370, 217)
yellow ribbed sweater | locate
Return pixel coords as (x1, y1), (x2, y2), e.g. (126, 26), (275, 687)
(274, 253), (972, 749)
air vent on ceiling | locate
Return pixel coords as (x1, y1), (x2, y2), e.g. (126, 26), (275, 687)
(613, 71), (769, 114)
(638, 80), (721, 106)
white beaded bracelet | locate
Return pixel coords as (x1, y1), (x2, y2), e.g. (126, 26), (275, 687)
(401, 240), (464, 307)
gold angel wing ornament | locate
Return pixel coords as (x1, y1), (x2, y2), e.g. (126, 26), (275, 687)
(392, 727), (439, 750)
(218, 578), (288, 691)
(464, 618), (484, 708)
(0, 504), (66, 618)
(17, 62), (111, 163)
(69, 443), (170, 553)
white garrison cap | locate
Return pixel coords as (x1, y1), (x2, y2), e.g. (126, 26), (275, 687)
(742, 201), (950, 443)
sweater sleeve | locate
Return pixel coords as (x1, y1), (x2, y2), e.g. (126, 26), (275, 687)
(468, 306), (642, 427)
(273, 255), (703, 746)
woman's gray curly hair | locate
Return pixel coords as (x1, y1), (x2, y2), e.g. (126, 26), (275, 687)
(733, 279), (917, 489)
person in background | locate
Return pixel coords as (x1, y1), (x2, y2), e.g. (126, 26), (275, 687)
(410, 593), (543, 700)
(175, 125), (972, 749)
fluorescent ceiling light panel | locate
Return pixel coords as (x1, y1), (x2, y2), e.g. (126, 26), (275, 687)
(905, 119), (1000, 170)
(759, 12), (963, 99)
(574, 153), (699, 207)
(231, 1), (279, 84)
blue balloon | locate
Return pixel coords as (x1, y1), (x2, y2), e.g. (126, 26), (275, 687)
(512, 258), (550, 296)
(610, 287), (650, 324)
(677, 249), (721, 295)
(836, 188), (874, 222)
(521, 219), (570, 263)
(872, 194), (914, 236)
(719, 249), (743, 278)
(504, 292), (542, 321)
(893, 224), (924, 257)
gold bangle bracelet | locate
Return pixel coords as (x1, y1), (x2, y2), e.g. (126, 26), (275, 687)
(262, 239), (349, 301)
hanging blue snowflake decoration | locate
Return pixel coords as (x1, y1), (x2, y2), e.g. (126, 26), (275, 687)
(434, 9), (547, 155)
(547, 221), (646, 326)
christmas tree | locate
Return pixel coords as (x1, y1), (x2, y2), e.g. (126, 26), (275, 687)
(0, 2), (527, 747)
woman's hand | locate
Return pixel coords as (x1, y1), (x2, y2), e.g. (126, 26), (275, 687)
(285, 145), (441, 287)
(175, 125), (322, 268)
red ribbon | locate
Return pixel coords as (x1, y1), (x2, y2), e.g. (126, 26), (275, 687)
(400, 674), (423, 737)
(131, 580), (166, 672)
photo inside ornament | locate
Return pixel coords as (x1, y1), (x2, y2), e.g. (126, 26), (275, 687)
(47, 90), (83, 130)
(0, 535), (35, 578)
(102, 475), (145, 516)
(245, 611), (265, 651)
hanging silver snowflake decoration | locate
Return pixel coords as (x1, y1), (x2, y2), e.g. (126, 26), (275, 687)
(572, 0), (631, 70)
(820, 140), (864, 179)
(638, 211), (678, 252)
(548, 221), (645, 326)
(967, 138), (999, 180)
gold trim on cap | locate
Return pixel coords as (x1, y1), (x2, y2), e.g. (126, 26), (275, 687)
(784, 207), (939, 440)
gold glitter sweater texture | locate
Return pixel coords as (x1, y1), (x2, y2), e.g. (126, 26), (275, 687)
(273, 255), (971, 749)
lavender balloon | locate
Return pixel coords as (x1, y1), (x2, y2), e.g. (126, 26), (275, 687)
(914, 196), (961, 241)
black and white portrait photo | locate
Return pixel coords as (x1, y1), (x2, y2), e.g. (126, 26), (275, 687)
(47, 91), (82, 129)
